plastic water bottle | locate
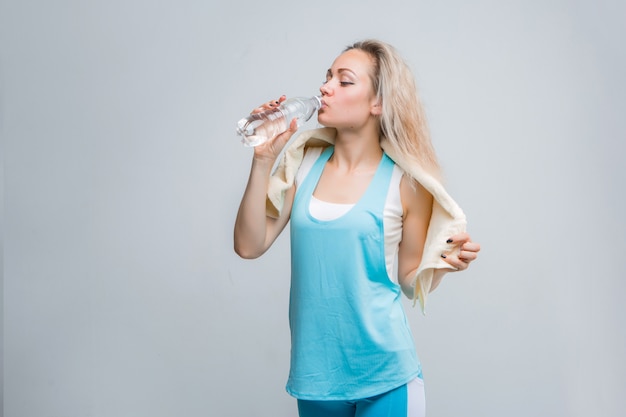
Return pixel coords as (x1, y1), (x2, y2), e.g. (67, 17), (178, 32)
(237, 96), (322, 147)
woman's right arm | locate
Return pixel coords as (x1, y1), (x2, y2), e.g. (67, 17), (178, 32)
(233, 153), (296, 258)
(233, 96), (298, 259)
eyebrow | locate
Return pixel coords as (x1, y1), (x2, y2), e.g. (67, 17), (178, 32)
(326, 68), (357, 77)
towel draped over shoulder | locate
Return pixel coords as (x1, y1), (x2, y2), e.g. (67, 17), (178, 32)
(266, 127), (467, 314)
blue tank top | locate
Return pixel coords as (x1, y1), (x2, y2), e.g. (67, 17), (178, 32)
(287, 146), (421, 401)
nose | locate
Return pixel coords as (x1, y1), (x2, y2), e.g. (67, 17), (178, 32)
(320, 82), (331, 96)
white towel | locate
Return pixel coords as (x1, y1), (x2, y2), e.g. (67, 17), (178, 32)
(267, 127), (467, 314)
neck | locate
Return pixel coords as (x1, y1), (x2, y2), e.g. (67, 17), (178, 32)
(330, 125), (382, 172)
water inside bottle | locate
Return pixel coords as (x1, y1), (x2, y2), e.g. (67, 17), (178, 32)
(238, 115), (288, 147)
(237, 95), (321, 147)
(237, 116), (264, 137)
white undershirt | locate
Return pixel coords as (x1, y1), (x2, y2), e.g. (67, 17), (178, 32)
(295, 147), (404, 283)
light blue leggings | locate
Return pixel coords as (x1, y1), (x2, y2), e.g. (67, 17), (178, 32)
(297, 378), (425, 417)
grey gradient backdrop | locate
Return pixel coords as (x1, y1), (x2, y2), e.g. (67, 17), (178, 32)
(2, 0), (625, 416)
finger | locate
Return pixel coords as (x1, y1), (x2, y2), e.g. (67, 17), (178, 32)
(279, 117), (298, 137)
(267, 118), (298, 153)
(459, 250), (478, 263)
(281, 117), (299, 139)
(268, 95), (286, 108)
(251, 95), (286, 114)
(441, 253), (467, 271)
(446, 232), (471, 245)
(267, 95), (287, 109)
(461, 241), (481, 253)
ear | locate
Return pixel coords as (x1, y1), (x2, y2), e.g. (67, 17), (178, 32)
(370, 98), (382, 116)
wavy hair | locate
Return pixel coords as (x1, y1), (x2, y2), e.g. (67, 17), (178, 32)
(345, 40), (442, 180)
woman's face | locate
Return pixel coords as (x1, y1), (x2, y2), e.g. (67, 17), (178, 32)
(317, 49), (380, 130)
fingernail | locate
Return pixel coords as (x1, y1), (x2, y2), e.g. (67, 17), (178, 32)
(441, 254), (447, 259)
(446, 238), (453, 243)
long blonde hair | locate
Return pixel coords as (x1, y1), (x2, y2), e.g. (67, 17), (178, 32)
(345, 40), (442, 180)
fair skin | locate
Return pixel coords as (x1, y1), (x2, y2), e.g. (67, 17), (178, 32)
(234, 49), (480, 298)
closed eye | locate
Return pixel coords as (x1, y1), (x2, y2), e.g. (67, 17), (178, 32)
(325, 68), (356, 86)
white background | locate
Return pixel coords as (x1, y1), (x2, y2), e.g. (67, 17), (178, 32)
(2, 0), (625, 416)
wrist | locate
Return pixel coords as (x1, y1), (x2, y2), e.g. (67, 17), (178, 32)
(251, 154), (276, 171)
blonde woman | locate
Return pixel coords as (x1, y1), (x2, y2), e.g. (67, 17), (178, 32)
(234, 39), (480, 417)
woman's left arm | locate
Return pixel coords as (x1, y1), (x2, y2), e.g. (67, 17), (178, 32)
(397, 177), (481, 299)
(397, 176), (432, 299)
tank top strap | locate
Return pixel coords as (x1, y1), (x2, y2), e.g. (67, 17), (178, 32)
(297, 146), (395, 215)
(358, 152), (395, 212)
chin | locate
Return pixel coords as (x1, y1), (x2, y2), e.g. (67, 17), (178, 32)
(317, 113), (340, 127)
(316, 115), (331, 128)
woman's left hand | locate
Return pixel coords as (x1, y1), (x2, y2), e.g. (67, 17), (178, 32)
(441, 232), (481, 271)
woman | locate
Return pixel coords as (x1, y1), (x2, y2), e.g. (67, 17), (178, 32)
(234, 39), (480, 417)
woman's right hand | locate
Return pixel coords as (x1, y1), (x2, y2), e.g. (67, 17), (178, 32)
(250, 95), (299, 162)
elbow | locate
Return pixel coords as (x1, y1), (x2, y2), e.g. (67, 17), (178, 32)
(233, 242), (263, 259)
(235, 249), (259, 260)
(401, 286), (415, 300)
(233, 226), (270, 259)
(233, 230), (260, 259)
